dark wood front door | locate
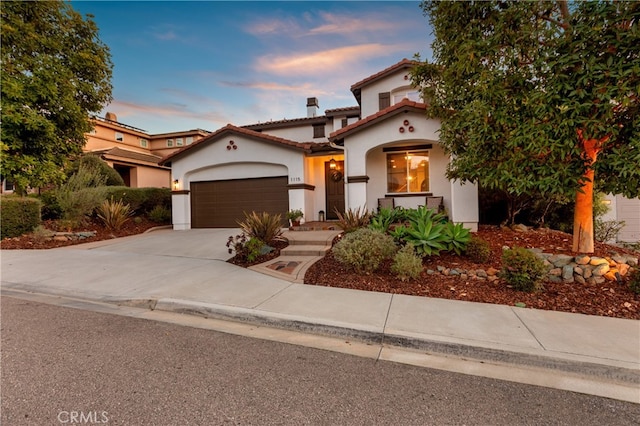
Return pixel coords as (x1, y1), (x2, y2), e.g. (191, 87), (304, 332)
(325, 161), (345, 220)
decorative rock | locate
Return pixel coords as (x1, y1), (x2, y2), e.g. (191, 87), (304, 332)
(583, 267), (593, 279)
(488, 275), (499, 282)
(562, 265), (574, 282)
(449, 269), (460, 276)
(460, 274), (468, 280)
(604, 269), (619, 281)
(625, 256), (638, 267)
(573, 266), (584, 276)
(612, 254), (627, 264)
(547, 276), (562, 283)
(476, 269), (488, 278)
(486, 267), (499, 276)
(592, 263), (610, 276)
(53, 236), (69, 242)
(574, 275), (586, 284)
(512, 224), (528, 232)
(618, 263), (630, 277)
(426, 269), (436, 275)
(594, 276), (606, 284)
(549, 254), (574, 267)
(575, 254), (591, 265)
(437, 265), (446, 273)
(549, 268), (562, 276)
(590, 257), (609, 266)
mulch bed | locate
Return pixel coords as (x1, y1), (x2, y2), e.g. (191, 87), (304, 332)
(304, 226), (640, 320)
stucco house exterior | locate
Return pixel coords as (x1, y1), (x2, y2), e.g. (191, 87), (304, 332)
(84, 112), (210, 188)
(161, 59), (480, 231)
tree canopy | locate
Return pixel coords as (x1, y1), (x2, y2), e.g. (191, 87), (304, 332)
(413, 0), (639, 251)
(1, 0), (113, 194)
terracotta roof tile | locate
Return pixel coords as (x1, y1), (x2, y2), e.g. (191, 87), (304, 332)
(329, 99), (427, 141)
(91, 147), (165, 166)
(324, 106), (360, 116)
(350, 58), (417, 92)
(160, 124), (313, 165)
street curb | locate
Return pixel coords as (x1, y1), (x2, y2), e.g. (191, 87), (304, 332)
(148, 297), (640, 388)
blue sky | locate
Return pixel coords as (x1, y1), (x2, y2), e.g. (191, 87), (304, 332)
(72, 1), (433, 134)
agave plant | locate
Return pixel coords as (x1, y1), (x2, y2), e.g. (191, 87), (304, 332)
(369, 207), (396, 233)
(403, 219), (447, 256)
(443, 221), (471, 255)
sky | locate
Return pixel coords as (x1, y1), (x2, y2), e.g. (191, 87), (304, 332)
(71, 1), (433, 134)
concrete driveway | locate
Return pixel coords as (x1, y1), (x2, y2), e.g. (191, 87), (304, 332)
(70, 228), (238, 259)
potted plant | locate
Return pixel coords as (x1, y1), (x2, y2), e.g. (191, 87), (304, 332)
(286, 209), (304, 226)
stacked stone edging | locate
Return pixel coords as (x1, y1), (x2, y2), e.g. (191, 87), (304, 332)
(427, 250), (638, 285)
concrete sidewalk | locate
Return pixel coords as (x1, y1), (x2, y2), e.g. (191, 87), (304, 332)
(1, 228), (639, 403)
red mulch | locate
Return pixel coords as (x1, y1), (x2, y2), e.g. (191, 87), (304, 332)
(0, 218), (163, 250)
(304, 226), (640, 320)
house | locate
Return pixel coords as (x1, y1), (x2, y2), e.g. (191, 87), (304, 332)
(161, 59), (480, 231)
(84, 112), (210, 188)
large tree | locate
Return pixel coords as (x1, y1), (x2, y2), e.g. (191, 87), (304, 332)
(1, 0), (113, 194)
(413, 0), (639, 253)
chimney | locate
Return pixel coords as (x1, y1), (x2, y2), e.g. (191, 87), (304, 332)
(105, 111), (117, 122)
(306, 97), (319, 118)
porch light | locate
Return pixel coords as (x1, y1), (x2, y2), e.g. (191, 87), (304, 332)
(329, 158), (337, 169)
(173, 179), (180, 190)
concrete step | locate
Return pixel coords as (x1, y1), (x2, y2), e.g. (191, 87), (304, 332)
(280, 245), (332, 257)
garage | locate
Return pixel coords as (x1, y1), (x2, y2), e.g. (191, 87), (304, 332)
(190, 176), (289, 228)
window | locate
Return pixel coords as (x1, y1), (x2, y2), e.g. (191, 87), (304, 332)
(186, 136), (193, 145)
(313, 124), (325, 138)
(392, 87), (421, 105)
(341, 118), (348, 128)
(140, 138), (148, 148)
(176, 138), (184, 146)
(115, 132), (124, 142)
(379, 92), (391, 110)
(387, 150), (429, 193)
(167, 139), (174, 147)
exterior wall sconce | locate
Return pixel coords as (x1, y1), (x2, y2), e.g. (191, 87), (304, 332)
(319, 210), (325, 222)
(173, 179), (180, 190)
(329, 158), (337, 169)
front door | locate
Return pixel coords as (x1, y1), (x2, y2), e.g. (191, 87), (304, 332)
(325, 160), (345, 220)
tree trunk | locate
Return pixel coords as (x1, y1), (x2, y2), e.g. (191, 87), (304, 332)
(572, 130), (608, 253)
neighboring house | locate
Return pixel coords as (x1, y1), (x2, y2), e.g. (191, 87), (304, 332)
(600, 194), (640, 243)
(85, 112), (210, 188)
(161, 59), (480, 231)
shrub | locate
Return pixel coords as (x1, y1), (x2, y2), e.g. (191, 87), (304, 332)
(226, 234), (271, 262)
(443, 222), (471, 255)
(391, 244), (423, 281)
(465, 235), (492, 263)
(148, 205), (172, 223)
(369, 207), (398, 233)
(595, 218), (626, 243)
(238, 211), (283, 244)
(0, 196), (42, 238)
(96, 198), (133, 232)
(500, 246), (548, 292)
(57, 186), (107, 227)
(629, 269), (640, 295)
(102, 187), (171, 215)
(32, 225), (55, 242)
(69, 155), (125, 186)
(332, 228), (397, 273)
(335, 206), (371, 233)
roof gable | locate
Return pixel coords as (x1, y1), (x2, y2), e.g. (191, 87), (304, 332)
(350, 59), (417, 103)
(329, 99), (428, 142)
(160, 124), (314, 165)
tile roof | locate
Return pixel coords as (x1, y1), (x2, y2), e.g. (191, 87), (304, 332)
(324, 106), (360, 116)
(160, 124), (316, 165)
(350, 58), (418, 93)
(329, 99), (428, 141)
(242, 115), (327, 131)
(91, 147), (165, 166)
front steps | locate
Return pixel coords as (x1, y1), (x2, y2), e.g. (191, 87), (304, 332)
(248, 229), (341, 283)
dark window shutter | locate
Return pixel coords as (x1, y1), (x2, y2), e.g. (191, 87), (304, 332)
(313, 124), (325, 138)
(341, 118), (348, 128)
(379, 92), (390, 110)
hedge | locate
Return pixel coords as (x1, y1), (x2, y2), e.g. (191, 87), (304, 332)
(1, 196), (42, 238)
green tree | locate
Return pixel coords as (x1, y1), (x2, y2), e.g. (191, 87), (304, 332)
(413, 0), (639, 253)
(1, 1), (113, 194)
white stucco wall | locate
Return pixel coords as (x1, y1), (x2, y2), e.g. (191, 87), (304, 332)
(359, 69), (415, 117)
(170, 134), (308, 230)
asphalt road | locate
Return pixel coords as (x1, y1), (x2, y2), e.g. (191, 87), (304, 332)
(2, 296), (638, 426)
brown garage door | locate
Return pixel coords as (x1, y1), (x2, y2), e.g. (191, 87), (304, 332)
(191, 176), (289, 228)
